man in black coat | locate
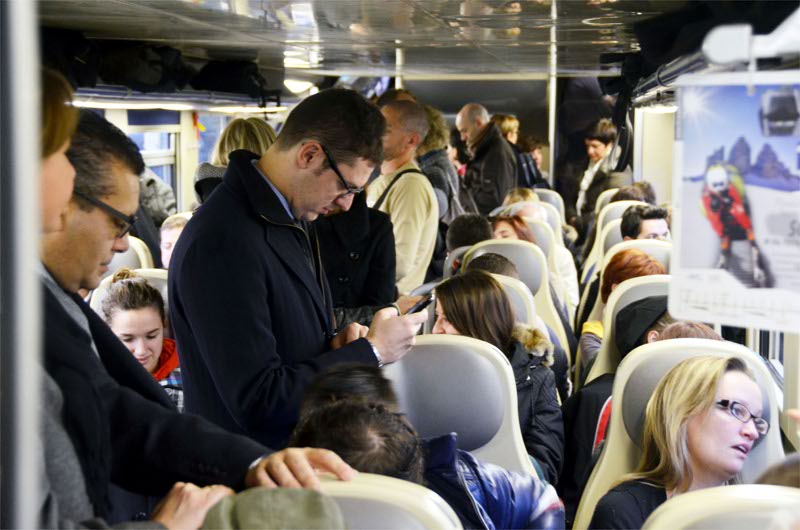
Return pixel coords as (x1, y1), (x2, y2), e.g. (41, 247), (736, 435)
(39, 110), (356, 528)
(170, 89), (427, 450)
(456, 103), (517, 215)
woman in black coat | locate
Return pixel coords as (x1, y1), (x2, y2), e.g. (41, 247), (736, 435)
(432, 270), (565, 485)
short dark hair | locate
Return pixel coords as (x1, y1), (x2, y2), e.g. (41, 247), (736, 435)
(465, 253), (519, 280)
(382, 99), (430, 140)
(610, 185), (647, 204)
(517, 135), (543, 154)
(300, 364), (399, 418)
(620, 204), (668, 239)
(633, 181), (657, 205)
(446, 214), (492, 252)
(586, 118), (617, 145)
(274, 88), (385, 168)
(290, 399), (425, 485)
(67, 110), (145, 210)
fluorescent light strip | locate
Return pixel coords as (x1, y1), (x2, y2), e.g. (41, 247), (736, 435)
(73, 100), (194, 111)
(207, 106), (288, 114)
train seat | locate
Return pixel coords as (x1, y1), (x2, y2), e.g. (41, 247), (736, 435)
(642, 484), (800, 529)
(539, 202), (565, 248)
(593, 188), (620, 216)
(462, 239), (572, 362)
(580, 200), (648, 285)
(383, 334), (535, 476)
(102, 236), (155, 279)
(489, 273), (549, 338)
(534, 189), (566, 224)
(443, 246), (471, 279)
(89, 267), (168, 318)
(579, 274), (671, 387)
(574, 339), (786, 530)
(319, 473), (462, 530)
(601, 219), (624, 256)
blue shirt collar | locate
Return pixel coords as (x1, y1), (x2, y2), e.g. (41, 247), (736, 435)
(251, 159), (295, 221)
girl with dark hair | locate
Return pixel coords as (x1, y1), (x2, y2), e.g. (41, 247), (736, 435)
(102, 268), (183, 411)
(432, 270), (565, 484)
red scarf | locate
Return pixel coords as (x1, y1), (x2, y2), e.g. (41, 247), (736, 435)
(151, 338), (180, 381)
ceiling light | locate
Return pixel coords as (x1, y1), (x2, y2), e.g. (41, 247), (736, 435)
(283, 79), (314, 94)
(208, 106), (288, 114)
(72, 100), (194, 111)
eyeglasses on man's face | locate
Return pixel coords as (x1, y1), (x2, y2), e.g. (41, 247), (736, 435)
(320, 145), (365, 198)
(73, 189), (137, 239)
(716, 399), (769, 435)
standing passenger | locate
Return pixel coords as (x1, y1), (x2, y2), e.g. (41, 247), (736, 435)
(171, 89), (428, 449)
(456, 103), (517, 215)
(367, 99), (439, 294)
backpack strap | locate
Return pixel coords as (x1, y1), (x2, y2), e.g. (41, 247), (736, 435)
(373, 169), (420, 210)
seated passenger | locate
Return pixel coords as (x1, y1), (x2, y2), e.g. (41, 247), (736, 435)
(589, 355), (766, 530)
(159, 213), (188, 270)
(464, 253), (571, 403)
(102, 268), (184, 411)
(445, 213), (493, 273)
(433, 271), (565, 485)
(578, 249), (667, 369)
(194, 117), (277, 203)
(621, 204), (671, 241)
(294, 365), (565, 530)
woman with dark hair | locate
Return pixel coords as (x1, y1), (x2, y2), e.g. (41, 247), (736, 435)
(432, 270), (564, 485)
(102, 268), (183, 411)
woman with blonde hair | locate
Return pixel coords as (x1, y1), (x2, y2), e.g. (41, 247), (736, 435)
(194, 117), (277, 203)
(589, 355), (766, 529)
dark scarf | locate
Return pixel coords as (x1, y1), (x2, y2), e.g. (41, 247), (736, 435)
(42, 287), (112, 518)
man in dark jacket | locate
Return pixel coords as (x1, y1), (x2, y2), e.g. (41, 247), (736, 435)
(39, 110), (356, 528)
(456, 103), (517, 215)
(170, 89), (427, 450)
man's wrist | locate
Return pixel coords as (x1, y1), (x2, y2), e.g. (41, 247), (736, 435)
(366, 339), (384, 367)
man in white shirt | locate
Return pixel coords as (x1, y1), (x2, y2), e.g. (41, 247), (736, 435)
(368, 100), (439, 294)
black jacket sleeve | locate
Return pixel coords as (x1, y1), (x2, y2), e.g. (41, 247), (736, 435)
(523, 367), (565, 485)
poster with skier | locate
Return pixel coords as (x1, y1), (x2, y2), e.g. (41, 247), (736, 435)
(670, 71), (800, 332)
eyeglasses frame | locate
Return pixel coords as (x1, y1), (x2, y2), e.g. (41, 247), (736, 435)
(320, 145), (365, 197)
(716, 399), (770, 435)
(73, 189), (137, 239)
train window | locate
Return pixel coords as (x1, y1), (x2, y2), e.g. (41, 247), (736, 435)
(129, 131), (178, 191)
(197, 112), (231, 164)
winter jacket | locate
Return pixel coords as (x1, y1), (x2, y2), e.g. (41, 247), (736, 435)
(139, 167), (177, 227)
(506, 328), (565, 486)
(152, 338), (183, 412)
(418, 148), (465, 224)
(464, 123), (518, 215)
(423, 434), (565, 530)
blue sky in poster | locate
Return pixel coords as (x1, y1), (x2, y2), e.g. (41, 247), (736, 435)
(680, 83), (799, 183)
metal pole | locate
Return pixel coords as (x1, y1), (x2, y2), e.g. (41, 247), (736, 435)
(0, 0), (42, 527)
(546, 0), (557, 187)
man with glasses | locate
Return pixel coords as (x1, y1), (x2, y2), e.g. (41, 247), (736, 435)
(40, 110), (357, 528)
(170, 89), (428, 450)
(367, 99), (439, 294)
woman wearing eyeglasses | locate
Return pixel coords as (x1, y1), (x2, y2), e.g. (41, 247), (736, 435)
(589, 355), (767, 530)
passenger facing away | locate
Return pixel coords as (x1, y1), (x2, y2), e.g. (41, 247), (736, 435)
(367, 99), (439, 294)
(417, 104), (465, 224)
(293, 365), (566, 530)
(621, 204), (671, 241)
(433, 271), (565, 485)
(579, 249), (667, 371)
(39, 108), (354, 529)
(159, 213), (188, 270)
(589, 356), (766, 530)
(194, 117), (277, 203)
(492, 113), (548, 190)
(102, 268), (184, 411)
(445, 213), (493, 274)
(456, 103), (518, 215)
(171, 88), (427, 450)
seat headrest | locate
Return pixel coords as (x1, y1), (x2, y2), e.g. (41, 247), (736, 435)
(464, 240), (545, 297)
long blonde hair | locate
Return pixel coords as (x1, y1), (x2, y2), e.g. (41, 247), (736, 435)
(624, 355), (756, 493)
(212, 117), (277, 166)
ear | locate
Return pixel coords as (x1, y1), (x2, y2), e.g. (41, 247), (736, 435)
(646, 330), (660, 343)
(296, 142), (322, 170)
(408, 132), (422, 149)
(623, 236), (632, 241)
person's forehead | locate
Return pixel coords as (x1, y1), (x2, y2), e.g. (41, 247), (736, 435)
(719, 371), (763, 412)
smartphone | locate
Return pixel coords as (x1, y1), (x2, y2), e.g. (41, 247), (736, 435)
(407, 294), (433, 314)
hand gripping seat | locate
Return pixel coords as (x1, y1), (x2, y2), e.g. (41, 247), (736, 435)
(579, 274), (671, 387)
(642, 484), (800, 530)
(383, 335), (536, 476)
(580, 200), (648, 285)
(320, 473), (462, 530)
(90, 267), (169, 318)
(462, 239), (572, 362)
(573, 339), (785, 530)
(102, 235), (155, 281)
(534, 189), (566, 224)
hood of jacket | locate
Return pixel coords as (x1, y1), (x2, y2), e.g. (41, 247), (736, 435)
(508, 326), (554, 384)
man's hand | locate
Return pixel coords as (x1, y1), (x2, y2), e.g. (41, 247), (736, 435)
(395, 295), (425, 315)
(330, 322), (369, 349)
(151, 482), (234, 530)
(366, 307), (428, 364)
(245, 447), (357, 491)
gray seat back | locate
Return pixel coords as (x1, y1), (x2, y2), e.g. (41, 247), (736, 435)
(534, 189), (566, 223)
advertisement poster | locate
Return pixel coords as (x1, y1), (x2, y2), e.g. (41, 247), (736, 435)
(669, 71), (800, 332)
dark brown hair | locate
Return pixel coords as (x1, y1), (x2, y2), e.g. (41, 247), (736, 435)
(491, 215), (537, 245)
(435, 270), (516, 354)
(101, 268), (166, 324)
(42, 68), (78, 158)
(586, 118), (617, 145)
(601, 249), (666, 303)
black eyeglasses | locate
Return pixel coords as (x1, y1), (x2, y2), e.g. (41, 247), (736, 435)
(73, 189), (137, 239)
(716, 399), (769, 435)
(321, 145), (364, 197)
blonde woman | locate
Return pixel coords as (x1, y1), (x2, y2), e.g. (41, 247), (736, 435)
(194, 117), (277, 203)
(589, 355), (767, 529)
